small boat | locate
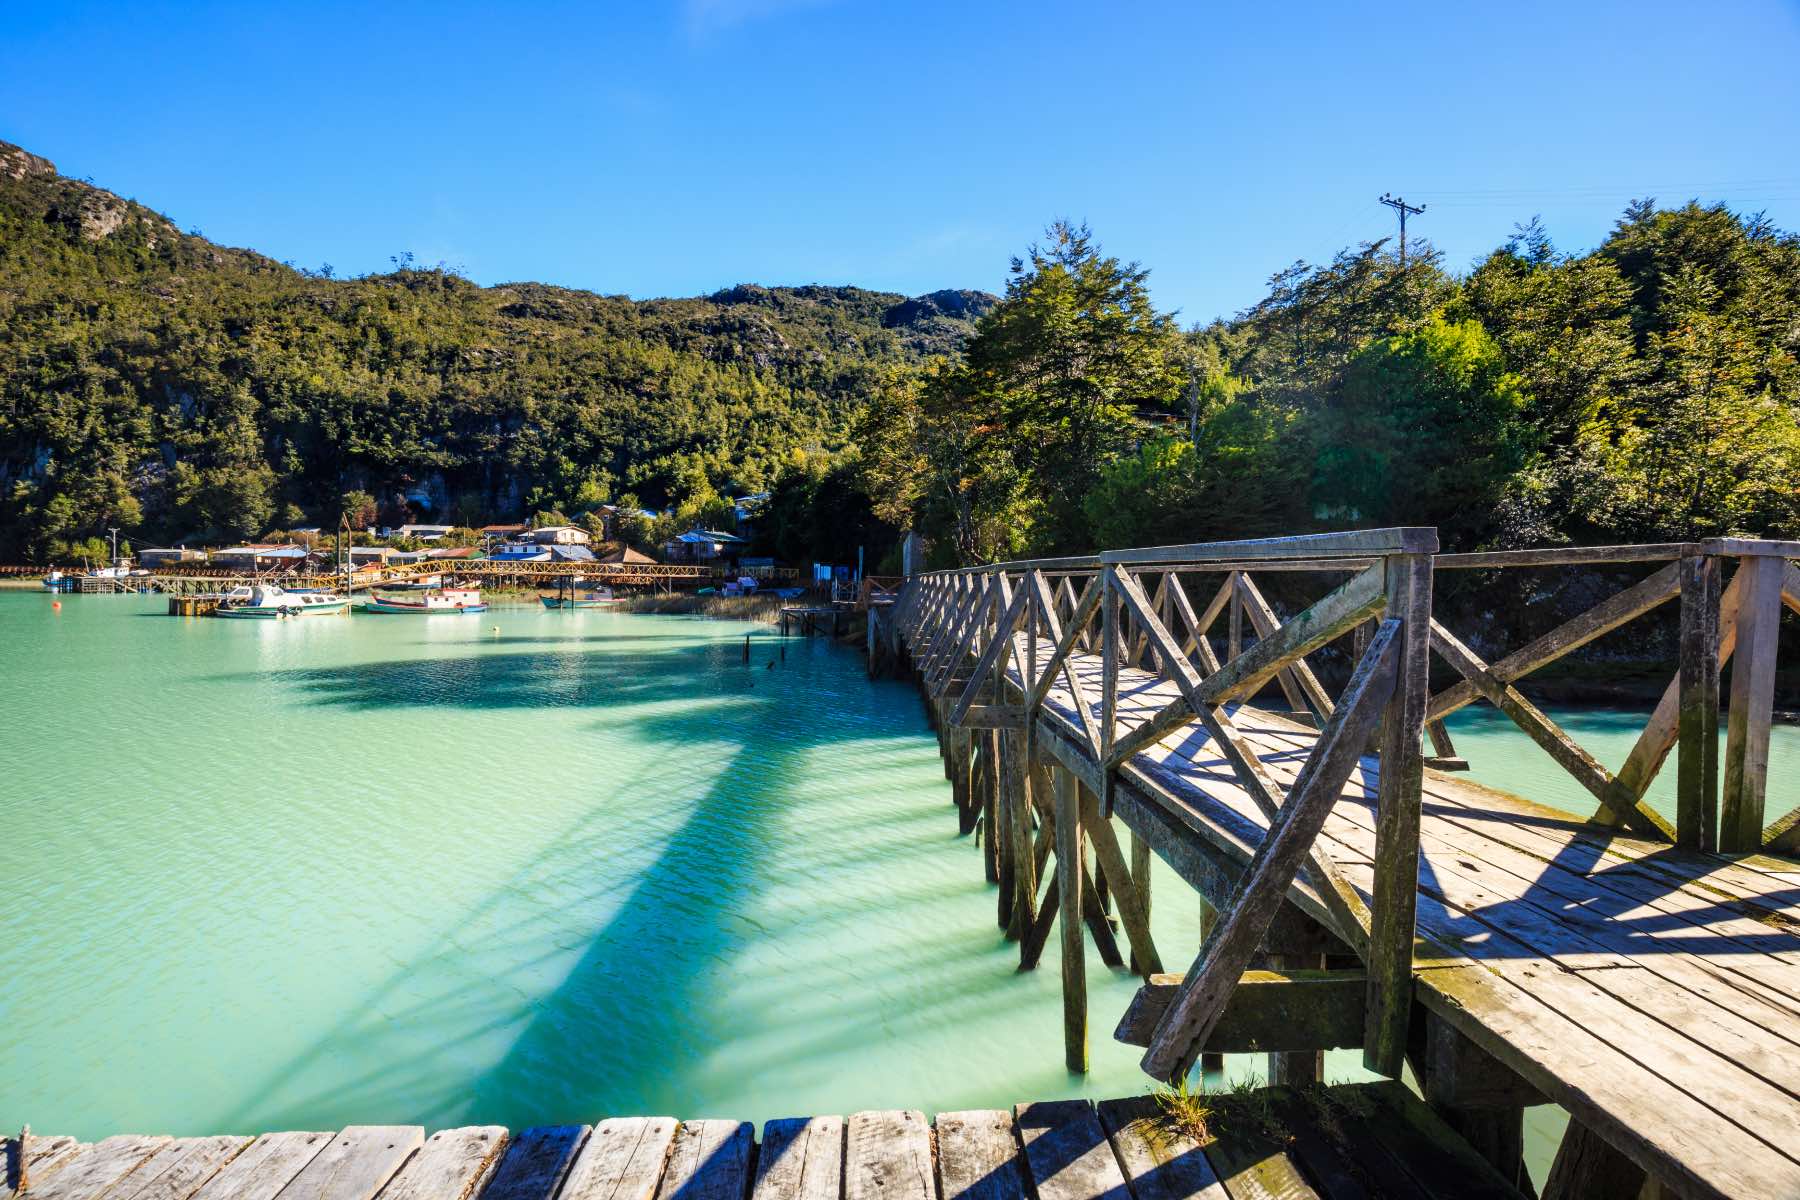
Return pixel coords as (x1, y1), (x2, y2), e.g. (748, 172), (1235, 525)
(387, 573), (444, 590)
(42, 570), (75, 593)
(541, 585), (620, 610)
(361, 587), (488, 615)
(216, 584), (352, 619)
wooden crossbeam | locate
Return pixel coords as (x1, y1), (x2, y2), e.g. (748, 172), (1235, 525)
(949, 585), (1029, 726)
(1114, 969), (1367, 1050)
(1140, 621), (1400, 1081)
(1428, 620), (1675, 842)
(1201, 564), (1386, 709)
(1429, 562), (1682, 722)
(1236, 573), (1333, 719)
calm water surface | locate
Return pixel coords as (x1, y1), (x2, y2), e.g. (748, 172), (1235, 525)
(8, 592), (1790, 1190)
(2, 591), (1222, 1140)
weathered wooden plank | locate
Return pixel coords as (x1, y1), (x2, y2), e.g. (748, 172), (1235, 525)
(1013, 1102), (1131, 1200)
(377, 1127), (505, 1200)
(24, 1135), (171, 1200)
(1100, 528), (1437, 565)
(1435, 542), (1693, 567)
(189, 1133), (334, 1200)
(1722, 554), (1782, 851)
(1364, 549), (1430, 1079)
(1114, 969), (1365, 1051)
(1094, 1096), (1229, 1200)
(843, 1112), (931, 1200)
(1054, 767), (1088, 1072)
(1186, 1104), (1318, 1200)
(479, 1127), (589, 1200)
(933, 1111), (1023, 1200)
(5, 1134), (83, 1193)
(1143, 624), (1398, 1080)
(560, 1119), (677, 1200)
(112, 1137), (251, 1200)
(1419, 963), (1800, 1200)
(751, 1118), (842, 1200)
(273, 1127), (422, 1200)
(654, 1121), (751, 1200)
(1676, 554), (1721, 850)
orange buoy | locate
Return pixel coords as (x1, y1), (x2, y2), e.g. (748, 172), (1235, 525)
(51, 601), (61, 610)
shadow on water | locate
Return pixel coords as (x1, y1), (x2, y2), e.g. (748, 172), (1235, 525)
(211, 634), (997, 1133)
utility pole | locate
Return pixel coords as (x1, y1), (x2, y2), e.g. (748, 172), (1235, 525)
(1379, 193), (1426, 268)
(107, 526), (120, 564)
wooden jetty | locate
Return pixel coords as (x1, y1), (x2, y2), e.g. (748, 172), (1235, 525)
(4, 1082), (1527, 1200)
(888, 529), (1800, 1200)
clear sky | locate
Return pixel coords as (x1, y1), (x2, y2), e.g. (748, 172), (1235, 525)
(3, 0), (1798, 324)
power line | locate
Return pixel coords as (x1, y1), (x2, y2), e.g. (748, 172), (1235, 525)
(1379, 193), (1426, 268)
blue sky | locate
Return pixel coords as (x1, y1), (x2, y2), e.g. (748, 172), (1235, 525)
(3, 0), (1797, 324)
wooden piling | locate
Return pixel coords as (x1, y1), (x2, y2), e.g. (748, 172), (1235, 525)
(1054, 766), (1086, 1073)
(1676, 553), (1721, 850)
(1722, 554), (1781, 852)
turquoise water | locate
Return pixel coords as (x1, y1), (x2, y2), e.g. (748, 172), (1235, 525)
(1443, 702), (1800, 828)
(1, 591), (1223, 1141)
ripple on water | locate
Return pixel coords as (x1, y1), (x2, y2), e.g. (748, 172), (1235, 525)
(2, 595), (1220, 1139)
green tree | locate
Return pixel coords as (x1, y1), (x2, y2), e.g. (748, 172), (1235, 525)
(1311, 316), (1533, 548)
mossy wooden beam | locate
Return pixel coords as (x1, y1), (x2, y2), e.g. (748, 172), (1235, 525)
(1114, 968), (1366, 1051)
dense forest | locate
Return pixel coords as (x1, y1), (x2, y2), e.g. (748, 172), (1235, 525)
(0, 140), (992, 561)
(4, 136), (1798, 570)
(855, 212), (1800, 568)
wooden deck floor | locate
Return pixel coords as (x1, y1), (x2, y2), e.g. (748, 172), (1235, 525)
(1015, 641), (1800, 1200)
(4, 1082), (1523, 1200)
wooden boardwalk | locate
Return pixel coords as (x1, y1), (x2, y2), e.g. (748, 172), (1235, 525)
(5, 1083), (1525, 1200)
(890, 530), (1800, 1200)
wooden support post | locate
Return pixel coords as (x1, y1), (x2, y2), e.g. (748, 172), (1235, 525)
(996, 739), (1016, 933)
(1422, 1014), (1540, 1193)
(981, 730), (1000, 882)
(1722, 554), (1781, 853)
(1366, 550), (1433, 1078)
(1002, 728), (1035, 940)
(1676, 554), (1721, 851)
(1263, 954), (1324, 1086)
(1197, 898), (1222, 1073)
(1130, 831), (1151, 974)
(1542, 1121), (1646, 1200)
(1055, 766), (1087, 1073)
(952, 728), (978, 836)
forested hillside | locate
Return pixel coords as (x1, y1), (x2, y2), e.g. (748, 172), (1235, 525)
(7, 134), (1798, 571)
(856, 210), (1800, 566)
(0, 140), (993, 560)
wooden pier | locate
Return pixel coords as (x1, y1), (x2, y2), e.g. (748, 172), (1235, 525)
(4, 1081), (1526, 1200)
(890, 530), (1800, 1200)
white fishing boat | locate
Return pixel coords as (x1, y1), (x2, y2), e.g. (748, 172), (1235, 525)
(360, 587), (488, 615)
(215, 584), (352, 619)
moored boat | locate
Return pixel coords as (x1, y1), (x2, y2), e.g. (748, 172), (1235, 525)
(540, 585), (620, 609)
(361, 587), (487, 614)
(215, 584), (351, 619)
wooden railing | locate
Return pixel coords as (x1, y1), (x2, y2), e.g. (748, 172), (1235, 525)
(895, 529), (1439, 1080)
(1430, 538), (1800, 855)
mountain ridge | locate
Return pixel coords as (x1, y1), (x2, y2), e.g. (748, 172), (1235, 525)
(0, 139), (997, 556)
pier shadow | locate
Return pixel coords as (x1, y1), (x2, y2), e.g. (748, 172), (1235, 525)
(204, 634), (1018, 1134)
